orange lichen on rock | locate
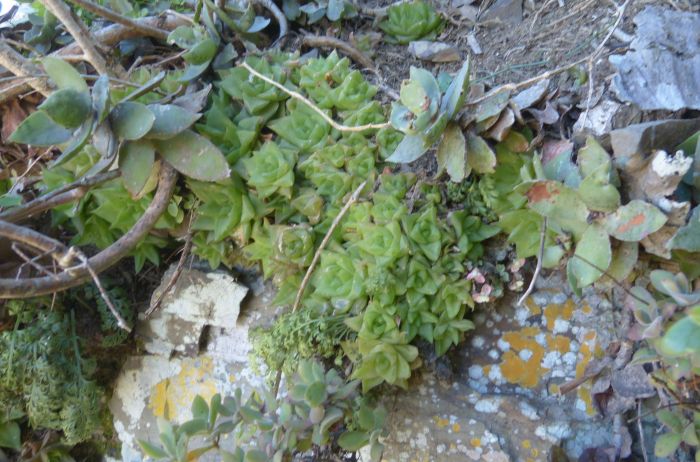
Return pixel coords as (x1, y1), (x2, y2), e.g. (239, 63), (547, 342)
(543, 300), (575, 331)
(499, 329), (547, 388)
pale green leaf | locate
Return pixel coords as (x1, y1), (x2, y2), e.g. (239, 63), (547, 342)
(604, 200), (667, 242)
(146, 104), (201, 140)
(110, 102), (155, 140)
(466, 133), (496, 174)
(156, 130), (230, 181)
(118, 140), (155, 196)
(42, 56), (89, 93)
(568, 224), (611, 287)
(436, 123), (467, 182)
(9, 111), (72, 146)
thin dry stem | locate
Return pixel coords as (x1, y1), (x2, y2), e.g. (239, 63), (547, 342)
(0, 164), (178, 298)
(0, 40), (53, 96)
(145, 233), (193, 317)
(42, 0), (119, 77)
(517, 217), (546, 306)
(253, 0), (288, 46)
(241, 62), (391, 132)
(292, 181), (367, 313)
(302, 35), (374, 70)
(580, 0), (633, 128)
(0, 14), (190, 103)
(66, 0), (170, 41)
(1, 171), (120, 223)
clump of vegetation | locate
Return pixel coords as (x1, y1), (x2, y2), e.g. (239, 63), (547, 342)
(139, 360), (386, 461)
(0, 299), (104, 445)
(379, 0), (443, 44)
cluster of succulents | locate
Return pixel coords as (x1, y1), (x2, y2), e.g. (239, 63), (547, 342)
(379, 1), (443, 44)
(139, 360), (386, 462)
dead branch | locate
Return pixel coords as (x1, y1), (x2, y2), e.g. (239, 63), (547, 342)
(580, 0), (633, 128)
(66, 0), (170, 41)
(292, 181), (367, 313)
(302, 35), (375, 70)
(42, 0), (121, 78)
(0, 13), (190, 103)
(1, 171), (120, 223)
(517, 217), (546, 306)
(241, 62), (390, 132)
(144, 232), (192, 317)
(253, 0), (288, 46)
(0, 163), (178, 298)
(0, 40), (53, 96)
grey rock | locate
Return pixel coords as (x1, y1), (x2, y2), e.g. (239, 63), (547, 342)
(408, 41), (461, 62)
(610, 6), (700, 110)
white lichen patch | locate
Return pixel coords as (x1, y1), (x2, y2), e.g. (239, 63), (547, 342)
(475, 398), (502, 413)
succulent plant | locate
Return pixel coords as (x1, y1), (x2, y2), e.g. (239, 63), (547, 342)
(379, 0), (443, 45)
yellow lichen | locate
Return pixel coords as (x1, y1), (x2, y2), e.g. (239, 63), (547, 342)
(470, 438), (482, 447)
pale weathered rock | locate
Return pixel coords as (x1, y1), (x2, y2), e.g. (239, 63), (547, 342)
(610, 6), (700, 111)
(408, 41), (461, 62)
(380, 273), (626, 461)
(110, 266), (279, 462)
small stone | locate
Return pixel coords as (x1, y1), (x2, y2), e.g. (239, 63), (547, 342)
(408, 41), (461, 62)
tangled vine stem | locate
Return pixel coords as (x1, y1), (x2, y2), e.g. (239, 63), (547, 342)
(66, 0), (170, 41)
(301, 35), (375, 70)
(1, 171), (120, 223)
(0, 163), (178, 298)
(42, 0), (119, 78)
(240, 62), (391, 132)
(0, 13), (190, 103)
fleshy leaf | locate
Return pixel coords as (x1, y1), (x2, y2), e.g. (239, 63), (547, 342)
(110, 102), (155, 140)
(0, 421), (21, 450)
(39, 88), (91, 128)
(146, 104), (201, 140)
(578, 163), (621, 212)
(524, 180), (589, 237)
(466, 133), (496, 174)
(658, 316), (700, 357)
(669, 205), (700, 252)
(436, 123), (467, 182)
(386, 133), (428, 163)
(604, 200), (667, 242)
(183, 38), (218, 65)
(9, 111), (72, 146)
(338, 431), (370, 451)
(42, 56), (89, 93)
(567, 223), (611, 287)
(440, 58), (470, 118)
(156, 130), (230, 181)
(119, 140), (156, 196)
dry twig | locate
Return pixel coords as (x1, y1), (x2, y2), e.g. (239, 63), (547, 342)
(580, 0), (633, 128)
(253, 0), (289, 46)
(637, 401), (649, 462)
(0, 13), (190, 103)
(302, 35), (375, 70)
(66, 0), (170, 41)
(42, 0), (121, 77)
(241, 62), (390, 132)
(517, 217), (546, 306)
(292, 181), (367, 313)
(145, 232), (193, 317)
(1, 171), (120, 223)
(0, 164), (178, 298)
(0, 40), (53, 96)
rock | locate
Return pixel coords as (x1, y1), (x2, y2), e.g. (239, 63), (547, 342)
(609, 118), (700, 168)
(482, 0), (523, 25)
(380, 272), (626, 461)
(110, 266), (279, 461)
(609, 6), (700, 111)
(137, 267), (248, 356)
(467, 32), (482, 55)
(408, 41), (461, 62)
(511, 80), (549, 111)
